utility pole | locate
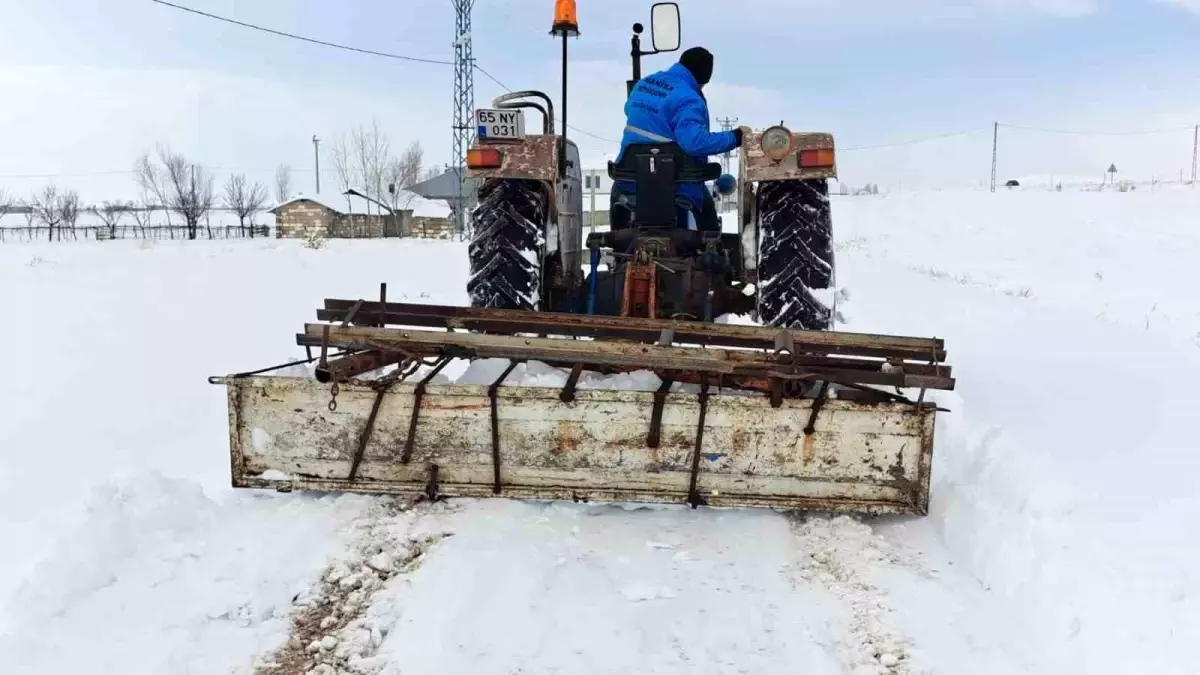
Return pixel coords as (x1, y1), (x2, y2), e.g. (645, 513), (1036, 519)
(1191, 124), (1198, 187)
(312, 135), (321, 194)
(588, 170), (597, 234)
(717, 117), (738, 211)
(451, 0), (476, 240)
(990, 122), (998, 193)
(717, 117), (739, 175)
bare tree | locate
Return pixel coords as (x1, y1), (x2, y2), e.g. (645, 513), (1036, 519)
(275, 164), (293, 204)
(330, 133), (353, 194)
(139, 146), (214, 239)
(224, 173), (268, 236)
(31, 185), (61, 241)
(0, 189), (13, 224)
(92, 201), (132, 240)
(130, 191), (154, 236)
(358, 120), (392, 206)
(57, 190), (81, 240)
(135, 151), (171, 226)
(21, 197), (37, 228)
(385, 140), (424, 211)
(331, 121), (394, 202)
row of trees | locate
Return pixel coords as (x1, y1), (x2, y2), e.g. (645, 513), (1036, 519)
(1, 124), (428, 242)
(0, 152), (278, 241)
(134, 146), (278, 240)
(0, 185), (82, 241)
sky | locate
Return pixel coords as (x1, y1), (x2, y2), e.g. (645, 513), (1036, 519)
(2, 0), (1200, 203)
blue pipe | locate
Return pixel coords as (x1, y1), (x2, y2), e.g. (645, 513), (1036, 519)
(587, 248), (600, 315)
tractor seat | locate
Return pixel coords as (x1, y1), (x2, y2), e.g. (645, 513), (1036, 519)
(607, 142), (723, 183)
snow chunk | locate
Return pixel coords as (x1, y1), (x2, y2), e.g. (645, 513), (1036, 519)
(620, 583), (677, 602)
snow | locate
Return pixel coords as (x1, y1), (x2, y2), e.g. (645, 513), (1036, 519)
(3, 188), (1200, 673)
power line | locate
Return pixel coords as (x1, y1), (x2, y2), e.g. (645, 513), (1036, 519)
(0, 170), (138, 179)
(998, 122), (1196, 136)
(474, 64), (619, 144)
(153, 0), (619, 145)
(840, 128), (990, 152)
(149, 0), (454, 65)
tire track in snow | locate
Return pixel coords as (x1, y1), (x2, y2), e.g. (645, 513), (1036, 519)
(254, 498), (453, 675)
(786, 514), (918, 675)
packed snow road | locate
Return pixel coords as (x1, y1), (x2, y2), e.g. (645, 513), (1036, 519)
(2, 189), (1198, 674)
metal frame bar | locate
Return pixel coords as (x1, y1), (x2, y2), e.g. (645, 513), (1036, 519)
(400, 357), (453, 464)
(489, 361), (521, 494)
(647, 376), (674, 448)
(560, 363), (584, 403)
(318, 299), (948, 362)
(687, 375), (711, 508)
(298, 324), (955, 392)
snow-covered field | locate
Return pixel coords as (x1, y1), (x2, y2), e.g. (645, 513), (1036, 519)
(2, 189), (1198, 674)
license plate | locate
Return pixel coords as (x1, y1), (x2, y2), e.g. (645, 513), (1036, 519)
(476, 109), (525, 142)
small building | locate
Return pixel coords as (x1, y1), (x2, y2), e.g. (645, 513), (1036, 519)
(269, 190), (451, 240)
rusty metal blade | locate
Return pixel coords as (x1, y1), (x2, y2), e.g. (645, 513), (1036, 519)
(214, 375), (935, 515)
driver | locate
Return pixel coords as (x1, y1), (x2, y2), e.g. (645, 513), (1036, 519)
(610, 47), (745, 232)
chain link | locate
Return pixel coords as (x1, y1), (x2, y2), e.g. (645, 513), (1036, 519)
(328, 382), (340, 411)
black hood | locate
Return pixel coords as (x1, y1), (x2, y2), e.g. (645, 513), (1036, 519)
(679, 47), (713, 87)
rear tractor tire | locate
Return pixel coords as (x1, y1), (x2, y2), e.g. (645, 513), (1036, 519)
(755, 179), (835, 330)
(467, 179), (548, 312)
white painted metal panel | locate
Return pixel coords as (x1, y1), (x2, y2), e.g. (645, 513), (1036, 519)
(216, 376), (934, 515)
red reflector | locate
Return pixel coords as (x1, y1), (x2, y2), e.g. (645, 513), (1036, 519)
(467, 148), (503, 169)
(798, 148), (836, 168)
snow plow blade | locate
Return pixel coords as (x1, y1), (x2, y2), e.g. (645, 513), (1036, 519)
(210, 297), (953, 516)
(215, 375), (936, 514)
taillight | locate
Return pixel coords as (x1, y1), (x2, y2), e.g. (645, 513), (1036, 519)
(798, 148), (836, 169)
(467, 148), (503, 169)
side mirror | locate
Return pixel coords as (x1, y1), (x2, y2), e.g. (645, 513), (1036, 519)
(650, 3), (681, 53)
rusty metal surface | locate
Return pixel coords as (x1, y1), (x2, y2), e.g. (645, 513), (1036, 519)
(465, 135), (559, 182)
(741, 131), (838, 182)
(215, 375), (936, 514)
(297, 323), (954, 392)
(319, 299), (948, 362)
(315, 351), (405, 384)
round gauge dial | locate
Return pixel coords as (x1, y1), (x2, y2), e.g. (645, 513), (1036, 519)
(759, 125), (793, 162)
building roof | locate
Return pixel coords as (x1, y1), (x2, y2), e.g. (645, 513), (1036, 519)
(409, 168), (478, 202)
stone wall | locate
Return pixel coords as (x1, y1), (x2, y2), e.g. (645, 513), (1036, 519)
(328, 214), (393, 239)
(408, 216), (454, 239)
(274, 200), (336, 239)
(274, 200), (446, 240)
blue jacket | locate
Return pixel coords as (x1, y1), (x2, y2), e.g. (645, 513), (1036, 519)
(615, 62), (738, 212)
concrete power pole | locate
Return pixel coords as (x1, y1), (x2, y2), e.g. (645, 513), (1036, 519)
(312, 135), (321, 194)
(588, 170), (598, 234)
(717, 117), (738, 173)
(717, 117), (738, 211)
(990, 122), (999, 193)
(1192, 124), (1198, 187)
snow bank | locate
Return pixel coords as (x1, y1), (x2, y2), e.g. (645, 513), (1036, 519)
(1, 472), (375, 674)
(832, 189), (1200, 352)
(0, 238), (467, 635)
(834, 236), (1200, 672)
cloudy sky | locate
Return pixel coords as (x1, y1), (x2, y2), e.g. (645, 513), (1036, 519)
(2, 0), (1200, 201)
